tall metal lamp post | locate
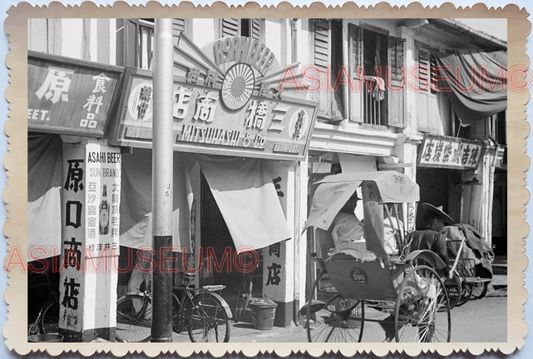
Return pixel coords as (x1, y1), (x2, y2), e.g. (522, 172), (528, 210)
(151, 18), (174, 343)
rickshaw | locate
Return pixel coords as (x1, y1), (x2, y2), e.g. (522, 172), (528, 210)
(302, 171), (451, 343)
(444, 224), (493, 307)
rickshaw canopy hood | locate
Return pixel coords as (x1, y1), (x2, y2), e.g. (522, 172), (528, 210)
(305, 171), (420, 231)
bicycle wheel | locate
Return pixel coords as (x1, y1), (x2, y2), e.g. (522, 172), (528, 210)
(306, 271), (364, 343)
(395, 265), (450, 342)
(188, 292), (230, 342)
(116, 294), (152, 342)
(234, 276), (252, 322)
(171, 293), (184, 333)
(471, 281), (488, 300)
(41, 298), (60, 334)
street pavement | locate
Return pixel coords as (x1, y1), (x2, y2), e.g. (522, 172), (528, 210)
(119, 263), (509, 343)
(168, 291), (507, 343)
(219, 271), (508, 343)
(109, 281), (506, 344)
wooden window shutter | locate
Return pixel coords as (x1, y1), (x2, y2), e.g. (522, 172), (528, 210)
(313, 19), (330, 70)
(388, 36), (405, 82)
(418, 48), (430, 91)
(387, 36), (406, 128)
(430, 55), (439, 93)
(251, 19), (261, 40)
(348, 23), (363, 123)
(312, 19), (332, 118)
(118, 19), (139, 67)
(417, 48), (431, 132)
(221, 18), (240, 37)
(172, 18), (186, 37)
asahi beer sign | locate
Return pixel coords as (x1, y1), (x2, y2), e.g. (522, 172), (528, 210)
(418, 135), (485, 170)
(110, 35), (318, 160)
(85, 143), (121, 253)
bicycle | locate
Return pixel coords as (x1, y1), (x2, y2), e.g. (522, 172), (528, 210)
(116, 272), (231, 342)
(28, 270), (60, 336)
(233, 257), (262, 322)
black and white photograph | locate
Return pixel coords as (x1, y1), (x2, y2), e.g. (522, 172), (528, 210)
(2, 2), (530, 356)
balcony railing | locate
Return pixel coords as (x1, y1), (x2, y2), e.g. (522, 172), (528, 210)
(362, 76), (385, 126)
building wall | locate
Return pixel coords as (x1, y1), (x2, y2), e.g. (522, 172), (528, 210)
(28, 18), (116, 65)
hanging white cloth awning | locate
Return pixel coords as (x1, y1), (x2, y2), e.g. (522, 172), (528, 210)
(196, 155), (292, 251)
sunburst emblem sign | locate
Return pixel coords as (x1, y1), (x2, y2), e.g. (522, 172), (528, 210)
(221, 63), (255, 111)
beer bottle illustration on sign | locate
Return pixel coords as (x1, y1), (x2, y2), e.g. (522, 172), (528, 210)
(99, 184), (109, 235)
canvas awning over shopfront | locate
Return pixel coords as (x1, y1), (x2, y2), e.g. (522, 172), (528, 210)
(28, 140), (291, 259)
(196, 155), (292, 251)
(432, 50), (507, 123)
(122, 153), (292, 251)
(119, 149), (194, 250)
(28, 134), (63, 259)
(122, 153), (291, 252)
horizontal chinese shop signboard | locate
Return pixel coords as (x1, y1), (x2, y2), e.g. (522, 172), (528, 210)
(418, 135), (484, 170)
(28, 50), (123, 137)
(110, 68), (318, 161)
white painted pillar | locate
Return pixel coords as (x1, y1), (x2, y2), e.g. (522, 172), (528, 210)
(462, 143), (495, 245)
(480, 145), (496, 246)
(402, 142), (419, 231)
(295, 158), (308, 324)
(263, 160), (297, 327)
(59, 141), (121, 342)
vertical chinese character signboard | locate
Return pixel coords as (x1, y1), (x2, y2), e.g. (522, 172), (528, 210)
(261, 161), (294, 326)
(61, 144), (85, 337)
(60, 142), (121, 341)
(418, 135), (484, 170)
(28, 50), (122, 137)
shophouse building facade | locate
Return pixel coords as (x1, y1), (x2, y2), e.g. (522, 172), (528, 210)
(27, 17), (507, 340)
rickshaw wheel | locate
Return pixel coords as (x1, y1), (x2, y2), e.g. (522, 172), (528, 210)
(443, 273), (462, 309)
(471, 281), (488, 300)
(457, 282), (473, 306)
(394, 265), (451, 342)
(306, 272), (364, 343)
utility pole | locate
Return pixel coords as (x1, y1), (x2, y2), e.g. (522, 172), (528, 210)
(151, 18), (174, 343)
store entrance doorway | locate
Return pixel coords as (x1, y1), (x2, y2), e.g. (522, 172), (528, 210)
(199, 173), (263, 296)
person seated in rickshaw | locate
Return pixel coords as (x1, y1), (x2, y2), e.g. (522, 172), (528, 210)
(329, 192), (402, 261)
(408, 203), (451, 276)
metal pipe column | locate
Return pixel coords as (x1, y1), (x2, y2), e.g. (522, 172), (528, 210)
(151, 18), (174, 343)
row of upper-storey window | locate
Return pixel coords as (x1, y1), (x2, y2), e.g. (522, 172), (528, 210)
(27, 18), (506, 146)
(27, 18), (265, 68)
(310, 19), (457, 134)
(115, 18), (264, 69)
(309, 19), (406, 129)
(309, 19), (506, 146)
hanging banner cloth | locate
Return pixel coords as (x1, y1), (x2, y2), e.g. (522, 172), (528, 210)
(28, 134), (63, 260)
(432, 50), (507, 123)
(196, 155), (291, 251)
(119, 149), (194, 250)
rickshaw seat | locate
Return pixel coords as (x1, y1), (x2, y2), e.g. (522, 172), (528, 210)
(323, 253), (399, 301)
